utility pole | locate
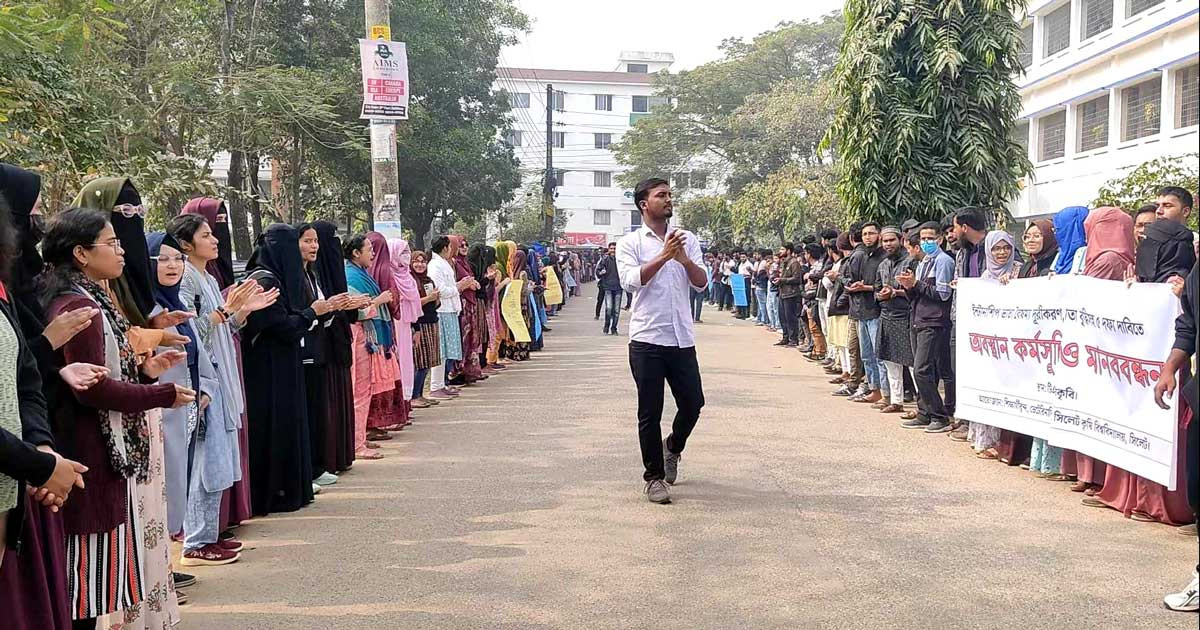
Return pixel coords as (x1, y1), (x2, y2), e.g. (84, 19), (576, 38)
(365, 0), (400, 233)
(543, 83), (555, 241)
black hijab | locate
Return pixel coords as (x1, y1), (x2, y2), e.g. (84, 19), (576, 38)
(467, 243), (494, 299)
(311, 221), (348, 296)
(1136, 220), (1196, 282)
(0, 163), (43, 297)
(247, 223), (308, 312)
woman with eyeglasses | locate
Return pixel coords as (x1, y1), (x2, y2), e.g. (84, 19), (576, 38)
(40, 208), (195, 630)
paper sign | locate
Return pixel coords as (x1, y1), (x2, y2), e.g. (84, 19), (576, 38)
(370, 122), (396, 161)
(369, 24), (391, 40)
(359, 39), (409, 120)
(501, 280), (530, 343)
(543, 267), (563, 306)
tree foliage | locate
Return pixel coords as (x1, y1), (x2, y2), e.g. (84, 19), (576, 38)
(1094, 152), (1199, 230)
(825, 0), (1032, 225)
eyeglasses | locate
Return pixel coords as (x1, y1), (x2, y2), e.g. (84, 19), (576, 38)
(156, 254), (186, 264)
(113, 203), (146, 218)
(88, 238), (123, 250)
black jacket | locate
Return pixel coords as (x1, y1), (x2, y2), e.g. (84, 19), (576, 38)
(597, 256), (622, 291)
(1174, 263), (1198, 412)
(0, 294), (55, 552)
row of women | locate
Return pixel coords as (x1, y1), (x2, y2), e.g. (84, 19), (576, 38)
(0, 163), (563, 630)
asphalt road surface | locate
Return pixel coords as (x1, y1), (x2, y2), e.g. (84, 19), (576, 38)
(180, 295), (1196, 629)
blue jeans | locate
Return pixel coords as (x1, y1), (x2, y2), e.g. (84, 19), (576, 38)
(754, 287), (769, 324)
(766, 290), (780, 329)
(413, 367), (429, 399)
(604, 289), (623, 332)
(857, 318), (888, 394)
(691, 288), (706, 321)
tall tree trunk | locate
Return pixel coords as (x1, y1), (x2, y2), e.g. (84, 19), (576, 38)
(227, 150), (252, 259)
(246, 152), (264, 239)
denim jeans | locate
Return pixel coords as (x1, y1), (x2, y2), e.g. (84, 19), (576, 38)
(857, 318), (888, 394)
(690, 288), (706, 321)
(413, 367), (429, 399)
(604, 289), (623, 332)
(766, 290), (780, 329)
(754, 287), (769, 324)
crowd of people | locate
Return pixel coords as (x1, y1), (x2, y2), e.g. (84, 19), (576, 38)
(695, 188), (1198, 613)
(0, 163), (578, 629)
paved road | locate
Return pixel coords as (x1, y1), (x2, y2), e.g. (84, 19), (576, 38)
(182, 296), (1195, 629)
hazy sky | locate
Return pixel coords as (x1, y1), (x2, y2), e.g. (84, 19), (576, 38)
(501, 0), (845, 72)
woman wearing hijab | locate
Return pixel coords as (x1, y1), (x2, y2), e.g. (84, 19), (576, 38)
(73, 178), (155, 327)
(453, 236), (486, 384)
(1051, 206), (1089, 275)
(312, 221), (358, 474)
(180, 198), (236, 290)
(297, 224), (354, 487)
(168, 212), (273, 536)
(150, 231), (249, 576)
(467, 243), (496, 375)
(501, 247), (534, 362)
(363, 232), (406, 434)
(387, 238), (422, 427)
(408, 250), (442, 408)
(489, 241), (514, 368)
(42, 207), (193, 629)
(243, 224), (333, 514)
(971, 230), (1016, 459)
(995, 220), (1061, 468)
(0, 166), (92, 630)
(343, 234), (396, 460)
(1084, 210), (1193, 525)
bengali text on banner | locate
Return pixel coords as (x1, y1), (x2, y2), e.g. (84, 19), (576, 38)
(955, 275), (1181, 487)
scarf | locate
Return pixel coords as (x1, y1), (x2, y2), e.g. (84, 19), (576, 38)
(509, 248), (528, 280)
(1052, 206), (1088, 275)
(387, 238), (422, 323)
(1136, 219), (1197, 282)
(452, 236), (478, 307)
(247, 223), (309, 313)
(982, 230), (1017, 281)
(365, 231), (398, 310)
(1082, 207), (1135, 281)
(73, 271), (152, 482)
(411, 251), (433, 299)
(181, 198), (236, 289)
(345, 261), (394, 353)
(1019, 219), (1059, 278)
(74, 177), (155, 323)
(494, 241), (512, 281)
(468, 243), (494, 300)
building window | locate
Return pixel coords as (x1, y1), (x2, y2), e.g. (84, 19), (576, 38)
(593, 209), (611, 225)
(1126, 0), (1164, 18)
(1038, 110), (1066, 161)
(1012, 120), (1030, 157)
(509, 92), (530, 109)
(594, 133), (612, 149)
(552, 131), (565, 149)
(1043, 3), (1071, 57)
(692, 171), (709, 189)
(504, 130), (523, 147)
(632, 95), (650, 113)
(627, 63), (648, 73)
(593, 171), (612, 187)
(1121, 77), (1161, 141)
(630, 210), (642, 227)
(553, 90), (566, 112)
(672, 172), (690, 188)
(595, 94), (613, 111)
(1019, 23), (1033, 69)
(1175, 64), (1199, 129)
(553, 168), (567, 187)
(1080, 0), (1113, 40)
(1076, 94), (1110, 152)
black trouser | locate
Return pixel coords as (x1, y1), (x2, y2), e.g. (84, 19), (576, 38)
(944, 323), (957, 416)
(779, 295), (801, 344)
(914, 326), (952, 423)
(1187, 414), (1198, 516)
(595, 284), (605, 318)
(629, 341), (705, 481)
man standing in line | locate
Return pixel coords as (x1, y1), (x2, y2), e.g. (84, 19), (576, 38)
(617, 177), (708, 505)
(596, 241), (623, 335)
(947, 207), (988, 440)
(776, 243), (804, 347)
(845, 221), (887, 404)
(898, 223), (955, 433)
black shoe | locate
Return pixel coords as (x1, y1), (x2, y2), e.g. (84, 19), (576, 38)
(901, 418), (931, 429)
(543, 326), (553, 332)
(173, 572), (197, 588)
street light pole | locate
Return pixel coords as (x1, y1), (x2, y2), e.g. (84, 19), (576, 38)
(543, 83), (555, 242)
(364, 0), (400, 233)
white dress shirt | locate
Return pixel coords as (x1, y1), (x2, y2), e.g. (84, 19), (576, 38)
(616, 226), (706, 348)
(427, 254), (462, 313)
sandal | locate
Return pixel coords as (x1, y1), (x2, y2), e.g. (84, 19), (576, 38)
(355, 449), (383, 460)
(1045, 473), (1072, 481)
(1069, 481), (1089, 493)
(364, 441), (381, 449)
(976, 448), (999, 460)
(900, 410), (918, 420)
(1129, 511), (1157, 523)
(1084, 486), (1099, 497)
(411, 400), (432, 409)
(879, 404), (904, 414)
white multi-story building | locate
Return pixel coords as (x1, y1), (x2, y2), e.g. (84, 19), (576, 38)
(1011, 0), (1199, 219)
(495, 52), (717, 245)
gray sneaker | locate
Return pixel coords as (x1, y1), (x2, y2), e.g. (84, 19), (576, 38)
(925, 421), (952, 433)
(900, 418), (930, 429)
(645, 479), (671, 504)
(663, 439), (680, 485)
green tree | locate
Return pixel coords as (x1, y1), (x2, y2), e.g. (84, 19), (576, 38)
(825, 0), (1031, 224)
(728, 164), (843, 247)
(491, 182), (567, 245)
(1094, 152), (1199, 230)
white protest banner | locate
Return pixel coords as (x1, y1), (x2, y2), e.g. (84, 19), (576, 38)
(359, 39), (409, 120)
(955, 275), (1180, 487)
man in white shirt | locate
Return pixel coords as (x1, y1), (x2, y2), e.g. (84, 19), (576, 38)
(617, 177), (709, 504)
(426, 235), (477, 398)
